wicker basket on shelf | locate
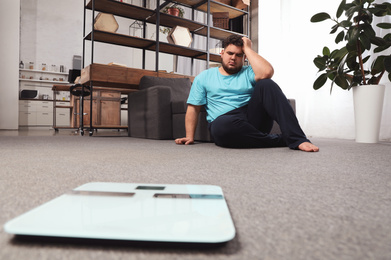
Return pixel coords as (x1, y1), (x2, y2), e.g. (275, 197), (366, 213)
(212, 12), (229, 29)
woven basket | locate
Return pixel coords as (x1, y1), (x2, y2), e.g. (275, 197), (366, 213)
(213, 12), (229, 29)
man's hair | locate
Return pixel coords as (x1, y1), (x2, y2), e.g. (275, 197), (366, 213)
(222, 35), (243, 49)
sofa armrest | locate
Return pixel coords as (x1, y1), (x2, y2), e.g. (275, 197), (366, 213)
(128, 85), (172, 139)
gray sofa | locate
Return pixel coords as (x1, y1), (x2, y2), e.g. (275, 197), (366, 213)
(128, 76), (295, 141)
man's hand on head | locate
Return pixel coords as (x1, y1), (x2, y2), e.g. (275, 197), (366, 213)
(242, 37), (252, 53)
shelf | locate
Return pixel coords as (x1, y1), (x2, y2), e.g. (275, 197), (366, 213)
(20, 98), (55, 102)
(86, 0), (154, 20)
(176, 0), (247, 19)
(86, 0), (246, 19)
(19, 99), (71, 102)
(20, 69), (68, 75)
(150, 12), (246, 40)
(55, 105), (73, 108)
(199, 26), (246, 40)
(85, 30), (221, 62)
(86, 0), (246, 40)
(19, 78), (70, 84)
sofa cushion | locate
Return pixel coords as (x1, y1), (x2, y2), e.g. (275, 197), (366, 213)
(139, 76), (191, 104)
(171, 101), (187, 114)
(128, 86), (172, 139)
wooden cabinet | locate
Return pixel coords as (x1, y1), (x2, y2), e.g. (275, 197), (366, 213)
(71, 90), (121, 128)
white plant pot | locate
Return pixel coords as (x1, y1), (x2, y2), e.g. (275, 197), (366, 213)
(353, 84), (385, 143)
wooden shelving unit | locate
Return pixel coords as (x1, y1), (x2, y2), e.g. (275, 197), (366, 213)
(84, 0), (249, 66)
(85, 0), (246, 40)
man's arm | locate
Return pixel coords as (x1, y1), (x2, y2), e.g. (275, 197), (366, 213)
(242, 37), (274, 81)
(175, 104), (202, 145)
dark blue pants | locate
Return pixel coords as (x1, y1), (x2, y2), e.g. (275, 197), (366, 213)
(209, 79), (310, 149)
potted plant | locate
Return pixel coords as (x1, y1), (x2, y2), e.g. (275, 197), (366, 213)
(164, 4), (185, 17)
(311, 0), (391, 143)
(160, 4), (185, 34)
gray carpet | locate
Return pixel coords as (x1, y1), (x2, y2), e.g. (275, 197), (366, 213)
(0, 134), (390, 260)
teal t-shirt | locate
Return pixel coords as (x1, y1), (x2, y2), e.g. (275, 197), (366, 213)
(187, 66), (256, 122)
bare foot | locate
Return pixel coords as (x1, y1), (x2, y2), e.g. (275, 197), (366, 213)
(298, 142), (319, 152)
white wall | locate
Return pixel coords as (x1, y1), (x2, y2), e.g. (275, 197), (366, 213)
(0, 0), (20, 130)
(259, 0), (391, 141)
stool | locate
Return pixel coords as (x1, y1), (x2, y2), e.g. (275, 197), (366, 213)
(70, 84), (91, 136)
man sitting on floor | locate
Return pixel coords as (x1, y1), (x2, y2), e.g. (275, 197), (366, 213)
(175, 35), (319, 152)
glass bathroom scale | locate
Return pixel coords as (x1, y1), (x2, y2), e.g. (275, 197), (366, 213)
(4, 182), (236, 244)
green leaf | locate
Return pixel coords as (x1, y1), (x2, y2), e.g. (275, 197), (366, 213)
(362, 23), (376, 38)
(336, 0), (346, 18)
(322, 47), (330, 56)
(346, 5), (361, 18)
(368, 77), (379, 85)
(335, 31), (345, 43)
(370, 36), (387, 46)
(313, 73), (328, 90)
(338, 54), (348, 74)
(362, 56), (370, 64)
(374, 43), (391, 53)
(330, 24), (339, 34)
(314, 57), (327, 70)
(377, 23), (391, 29)
(360, 33), (371, 50)
(334, 47), (349, 60)
(334, 75), (350, 90)
(371, 56), (384, 75)
(362, 10), (373, 24)
(346, 56), (359, 70)
(311, 12), (331, 22)
(384, 56), (391, 72)
(346, 41), (357, 53)
(339, 20), (352, 28)
(346, 27), (360, 46)
(372, 3), (391, 16)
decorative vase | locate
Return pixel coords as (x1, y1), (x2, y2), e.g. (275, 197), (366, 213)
(353, 84), (386, 143)
(167, 8), (180, 16)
